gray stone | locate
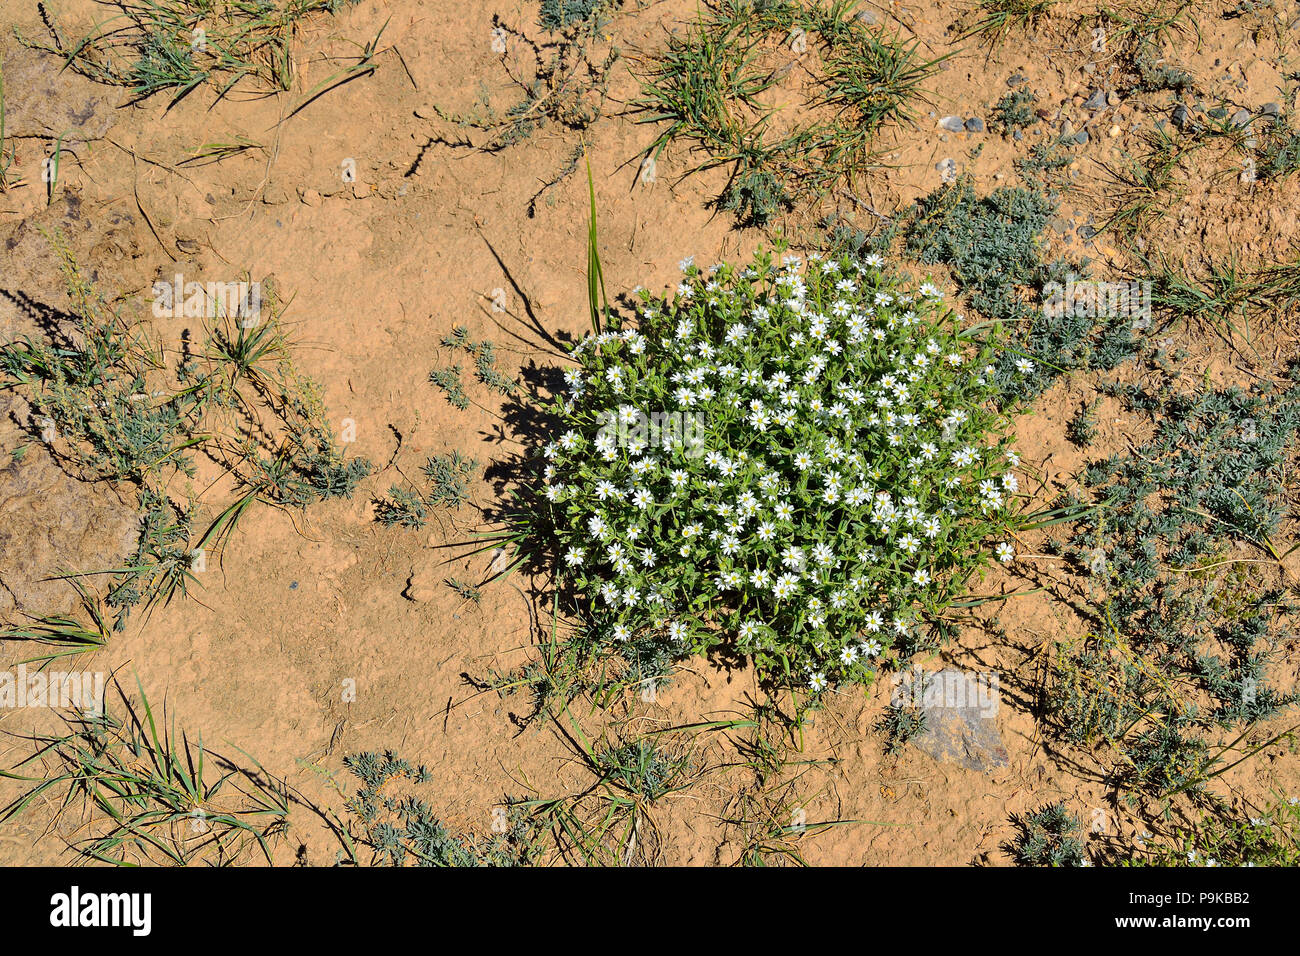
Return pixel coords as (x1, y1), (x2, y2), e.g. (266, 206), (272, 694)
(1083, 89), (1107, 111)
(1171, 103), (1190, 129)
(1073, 129), (1090, 144)
(1261, 102), (1282, 117)
(938, 115), (965, 132)
(965, 117), (985, 133)
(1230, 108), (1252, 128)
(905, 669), (1008, 773)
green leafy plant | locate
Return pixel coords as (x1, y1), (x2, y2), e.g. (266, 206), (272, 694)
(0, 680), (290, 865)
(1126, 793), (1300, 866)
(516, 248), (1030, 692)
(637, 0), (944, 225)
(23, 0), (365, 101)
(0, 233), (370, 628)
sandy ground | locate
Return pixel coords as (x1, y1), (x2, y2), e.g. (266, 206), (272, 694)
(1, 0), (1298, 865)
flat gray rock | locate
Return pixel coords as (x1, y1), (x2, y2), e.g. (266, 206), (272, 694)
(1082, 89), (1107, 111)
(908, 669), (1009, 772)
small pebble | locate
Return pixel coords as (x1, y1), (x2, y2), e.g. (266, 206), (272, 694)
(938, 115), (965, 132)
(1083, 89), (1107, 110)
(965, 117), (985, 133)
(1074, 130), (1090, 145)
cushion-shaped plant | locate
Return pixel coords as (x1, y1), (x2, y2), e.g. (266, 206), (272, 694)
(536, 249), (1030, 691)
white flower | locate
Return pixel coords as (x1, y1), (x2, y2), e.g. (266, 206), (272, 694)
(564, 546), (585, 567)
(772, 573), (800, 599)
(808, 672), (828, 692)
(995, 542), (1015, 563)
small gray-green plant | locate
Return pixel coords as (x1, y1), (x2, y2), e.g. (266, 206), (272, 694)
(429, 364), (470, 410)
(990, 88), (1040, 134)
(1007, 802), (1087, 866)
(863, 178), (1140, 401)
(440, 327), (518, 395)
(0, 233), (371, 628)
(877, 703), (927, 754)
(342, 751), (541, 866)
(1066, 400), (1100, 447)
(374, 452), (478, 528)
(539, 0), (618, 31)
(1049, 376), (1300, 796)
(446, 577), (482, 603)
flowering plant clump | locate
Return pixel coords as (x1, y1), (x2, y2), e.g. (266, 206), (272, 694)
(535, 249), (1030, 692)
